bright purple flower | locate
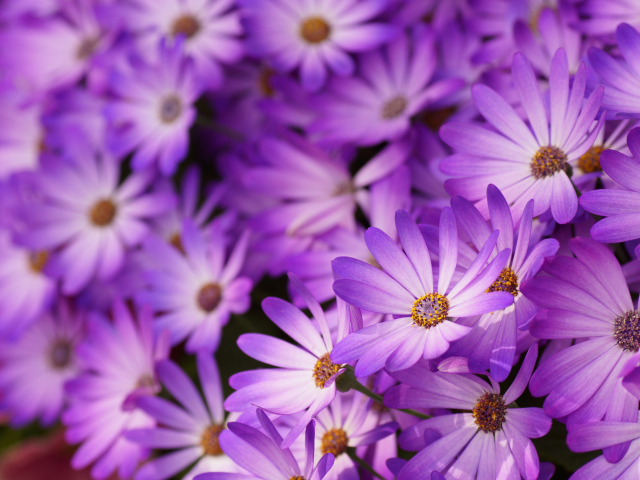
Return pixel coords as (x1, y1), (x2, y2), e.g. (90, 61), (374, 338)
(309, 25), (464, 146)
(385, 345), (550, 480)
(123, 0), (243, 87)
(0, 0), (59, 20)
(139, 220), (251, 352)
(448, 184), (559, 381)
(195, 410), (334, 480)
(573, 0), (640, 39)
(0, 301), (83, 427)
(225, 275), (353, 448)
(126, 353), (237, 480)
(244, 134), (409, 237)
(63, 302), (169, 480)
(314, 392), (398, 480)
(522, 238), (640, 461)
(441, 48), (604, 224)
(567, 416), (640, 479)
(331, 208), (514, 377)
(105, 41), (201, 175)
(581, 127), (640, 255)
(0, 231), (56, 338)
(587, 23), (640, 119)
(241, 0), (397, 92)
(14, 152), (174, 295)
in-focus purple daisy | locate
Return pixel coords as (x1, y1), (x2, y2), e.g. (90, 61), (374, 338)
(126, 353), (237, 480)
(567, 415), (640, 479)
(241, 0), (397, 92)
(123, 0), (243, 87)
(225, 274), (353, 448)
(139, 219), (251, 352)
(522, 238), (640, 461)
(14, 151), (174, 295)
(314, 392), (398, 480)
(0, 301), (83, 427)
(331, 208), (515, 377)
(63, 301), (169, 480)
(309, 25), (464, 146)
(448, 184), (559, 381)
(580, 127), (640, 256)
(587, 23), (640, 118)
(441, 48), (604, 224)
(195, 410), (334, 480)
(0, 231), (56, 338)
(105, 41), (201, 175)
(385, 345), (550, 480)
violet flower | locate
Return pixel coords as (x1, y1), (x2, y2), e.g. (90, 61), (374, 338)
(331, 208), (514, 377)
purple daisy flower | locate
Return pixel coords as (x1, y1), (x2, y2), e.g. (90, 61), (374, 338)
(580, 127), (640, 255)
(63, 301), (169, 480)
(139, 219), (251, 352)
(331, 207), (515, 377)
(14, 152), (175, 295)
(314, 392), (398, 480)
(125, 353), (237, 480)
(567, 416), (640, 478)
(441, 48), (604, 224)
(241, 0), (397, 92)
(224, 274), (353, 448)
(385, 345), (550, 480)
(0, 231), (56, 338)
(0, 301), (83, 427)
(105, 41), (201, 175)
(309, 25), (464, 147)
(195, 410), (334, 480)
(448, 184), (559, 381)
(522, 238), (640, 461)
(123, 0), (243, 87)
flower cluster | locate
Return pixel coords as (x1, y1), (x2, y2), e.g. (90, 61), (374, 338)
(2, 1), (640, 480)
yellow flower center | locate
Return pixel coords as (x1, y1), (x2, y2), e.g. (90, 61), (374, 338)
(411, 293), (449, 328)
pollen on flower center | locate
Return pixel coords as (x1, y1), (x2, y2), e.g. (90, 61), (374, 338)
(300, 17), (331, 44)
(169, 232), (185, 254)
(614, 310), (640, 352)
(530, 146), (568, 179)
(259, 68), (275, 97)
(411, 293), (449, 328)
(313, 353), (340, 388)
(486, 267), (519, 297)
(197, 283), (222, 313)
(160, 95), (183, 123)
(77, 37), (100, 59)
(577, 145), (604, 174)
(49, 340), (73, 369)
(200, 424), (224, 456)
(90, 199), (117, 226)
(472, 392), (507, 433)
(321, 428), (348, 456)
(172, 14), (201, 39)
(29, 251), (49, 273)
(382, 96), (408, 119)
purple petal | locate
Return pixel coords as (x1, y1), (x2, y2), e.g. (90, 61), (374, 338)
(591, 213), (640, 244)
(504, 344), (538, 404)
(437, 207), (458, 295)
(333, 279), (410, 315)
(507, 408), (551, 439)
(550, 172), (578, 224)
(530, 308), (613, 340)
(503, 421), (540, 480)
(156, 360), (209, 425)
(395, 209), (433, 294)
(512, 52), (548, 145)
(448, 292), (514, 318)
(600, 148), (640, 192)
(580, 189), (640, 216)
(237, 334), (317, 368)
(487, 184), (514, 255)
(567, 421), (640, 452)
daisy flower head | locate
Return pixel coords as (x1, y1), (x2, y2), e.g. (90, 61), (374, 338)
(14, 151), (175, 295)
(224, 273), (355, 448)
(441, 47), (605, 225)
(331, 207), (515, 377)
(309, 25), (464, 147)
(0, 301), (83, 427)
(448, 184), (559, 381)
(139, 219), (252, 353)
(241, 0), (397, 92)
(126, 353), (237, 480)
(124, 0), (243, 87)
(105, 40), (201, 175)
(195, 410), (335, 480)
(386, 345), (550, 480)
(522, 238), (640, 461)
(63, 301), (170, 480)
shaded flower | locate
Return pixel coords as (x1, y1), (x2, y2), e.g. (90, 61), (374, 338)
(331, 208), (514, 377)
(441, 48), (604, 224)
(573, 0), (640, 40)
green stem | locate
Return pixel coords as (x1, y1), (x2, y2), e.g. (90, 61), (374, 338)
(346, 448), (386, 480)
